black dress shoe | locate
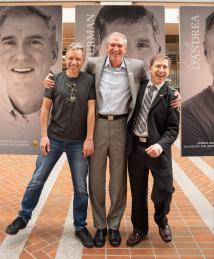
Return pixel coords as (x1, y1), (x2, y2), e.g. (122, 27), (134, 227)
(109, 229), (121, 247)
(5, 217), (27, 235)
(159, 224), (172, 243)
(127, 231), (148, 246)
(75, 227), (94, 248)
(94, 229), (107, 248)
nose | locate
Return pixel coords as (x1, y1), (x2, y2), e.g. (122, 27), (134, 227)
(14, 43), (29, 60)
(159, 66), (164, 72)
(113, 45), (119, 52)
(70, 59), (77, 65)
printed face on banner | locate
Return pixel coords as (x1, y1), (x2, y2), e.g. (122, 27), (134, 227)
(180, 7), (214, 156)
(0, 6), (62, 155)
(75, 5), (165, 70)
(0, 14), (57, 112)
(99, 19), (159, 69)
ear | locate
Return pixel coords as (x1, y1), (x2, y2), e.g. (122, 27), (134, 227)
(51, 50), (57, 63)
(124, 45), (127, 53)
(204, 47), (207, 57)
(51, 42), (59, 65)
(105, 42), (109, 52)
(203, 40), (207, 56)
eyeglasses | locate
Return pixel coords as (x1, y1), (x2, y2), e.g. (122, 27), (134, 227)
(65, 82), (77, 105)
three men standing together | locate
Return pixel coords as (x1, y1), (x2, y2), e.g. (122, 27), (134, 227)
(6, 32), (180, 248)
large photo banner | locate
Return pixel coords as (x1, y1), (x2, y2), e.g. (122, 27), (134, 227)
(180, 7), (214, 156)
(0, 6), (62, 154)
(76, 5), (165, 70)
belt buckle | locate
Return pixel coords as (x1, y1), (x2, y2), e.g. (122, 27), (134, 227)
(108, 115), (114, 121)
(139, 137), (147, 143)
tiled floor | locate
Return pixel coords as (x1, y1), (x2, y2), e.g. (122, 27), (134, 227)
(0, 141), (213, 259)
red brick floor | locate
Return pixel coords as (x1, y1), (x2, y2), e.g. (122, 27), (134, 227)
(0, 147), (213, 259)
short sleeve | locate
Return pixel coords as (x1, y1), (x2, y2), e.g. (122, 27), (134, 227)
(88, 76), (96, 100)
(44, 87), (54, 100)
(43, 74), (56, 100)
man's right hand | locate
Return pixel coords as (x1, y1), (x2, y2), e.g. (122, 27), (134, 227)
(40, 136), (50, 156)
(43, 73), (55, 89)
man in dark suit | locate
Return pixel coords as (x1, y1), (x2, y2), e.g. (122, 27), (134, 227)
(126, 54), (180, 246)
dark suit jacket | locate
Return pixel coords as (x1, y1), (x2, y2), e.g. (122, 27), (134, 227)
(127, 80), (180, 168)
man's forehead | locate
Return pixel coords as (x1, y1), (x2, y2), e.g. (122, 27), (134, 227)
(153, 59), (169, 66)
(107, 18), (154, 31)
(66, 49), (84, 57)
(105, 21), (156, 44)
(0, 17), (50, 40)
(1, 14), (48, 30)
(108, 36), (125, 44)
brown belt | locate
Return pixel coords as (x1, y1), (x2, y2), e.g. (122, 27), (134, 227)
(98, 114), (128, 121)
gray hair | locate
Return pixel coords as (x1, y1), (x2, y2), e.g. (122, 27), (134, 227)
(66, 42), (86, 58)
(106, 32), (127, 47)
(94, 6), (161, 56)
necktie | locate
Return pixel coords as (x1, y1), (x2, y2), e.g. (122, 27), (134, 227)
(134, 85), (157, 135)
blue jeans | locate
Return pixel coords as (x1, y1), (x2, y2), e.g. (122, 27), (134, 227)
(19, 137), (88, 231)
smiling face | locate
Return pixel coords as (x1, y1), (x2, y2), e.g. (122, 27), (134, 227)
(99, 19), (159, 69)
(0, 14), (57, 113)
(149, 58), (170, 85)
(65, 48), (85, 75)
(106, 34), (127, 67)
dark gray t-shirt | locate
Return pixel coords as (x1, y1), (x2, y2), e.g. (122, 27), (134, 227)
(44, 71), (95, 142)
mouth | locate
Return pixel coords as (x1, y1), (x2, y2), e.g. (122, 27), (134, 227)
(156, 74), (165, 79)
(11, 68), (34, 73)
(68, 64), (79, 69)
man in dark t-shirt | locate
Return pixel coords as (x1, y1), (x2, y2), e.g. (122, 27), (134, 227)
(5, 43), (96, 248)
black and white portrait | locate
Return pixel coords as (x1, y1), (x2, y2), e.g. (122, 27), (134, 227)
(0, 6), (62, 154)
(181, 7), (214, 156)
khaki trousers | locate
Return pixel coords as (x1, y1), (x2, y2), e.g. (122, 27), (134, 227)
(89, 117), (127, 230)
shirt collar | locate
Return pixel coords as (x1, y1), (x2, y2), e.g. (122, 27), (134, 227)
(104, 56), (126, 69)
(0, 91), (40, 123)
(147, 79), (169, 91)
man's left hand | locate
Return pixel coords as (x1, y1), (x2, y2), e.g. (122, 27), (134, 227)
(145, 144), (161, 158)
(83, 139), (94, 158)
(171, 90), (181, 109)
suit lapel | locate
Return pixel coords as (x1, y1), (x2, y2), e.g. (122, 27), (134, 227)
(95, 57), (106, 99)
(135, 80), (148, 116)
(125, 58), (141, 121)
(125, 59), (138, 103)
